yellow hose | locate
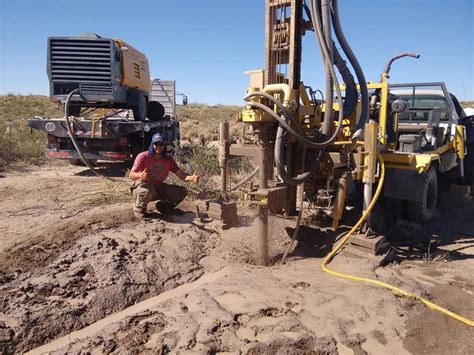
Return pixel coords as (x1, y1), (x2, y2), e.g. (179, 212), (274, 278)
(322, 153), (474, 327)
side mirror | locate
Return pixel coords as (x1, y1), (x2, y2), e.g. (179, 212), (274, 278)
(392, 99), (408, 113)
(182, 95), (188, 106)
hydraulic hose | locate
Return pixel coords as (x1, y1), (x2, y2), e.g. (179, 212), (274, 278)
(244, 91), (299, 129)
(332, 41), (358, 118)
(381, 52), (420, 81)
(246, 93), (342, 149)
(322, 154), (474, 327)
(275, 125), (311, 185)
(309, 0), (345, 144)
(64, 89), (112, 180)
(320, 0), (334, 136)
(246, 97), (312, 185)
(246, 101), (317, 148)
(228, 167), (260, 192)
(331, 0), (369, 129)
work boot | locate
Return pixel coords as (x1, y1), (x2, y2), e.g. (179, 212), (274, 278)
(155, 201), (176, 214)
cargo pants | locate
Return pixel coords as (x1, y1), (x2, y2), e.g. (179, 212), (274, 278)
(131, 181), (187, 214)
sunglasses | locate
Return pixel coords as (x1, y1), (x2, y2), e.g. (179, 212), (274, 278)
(153, 142), (165, 147)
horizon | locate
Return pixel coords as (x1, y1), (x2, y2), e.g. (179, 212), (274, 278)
(1, 0), (473, 104)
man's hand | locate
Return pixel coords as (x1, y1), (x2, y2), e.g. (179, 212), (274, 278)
(183, 171), (200, 183)
(189, 171), (200, 184)
(141, 168), (150, 182)
(176, 169), (200, 183)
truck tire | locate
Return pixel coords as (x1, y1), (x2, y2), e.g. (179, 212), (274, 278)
(147, 101), (165, 121)
(465, 142), (474, 185)
(407, 167), (438, 224)
(132, 94), (147, 121)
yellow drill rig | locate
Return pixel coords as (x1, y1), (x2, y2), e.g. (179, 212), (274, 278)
(220, 0), (470, 265)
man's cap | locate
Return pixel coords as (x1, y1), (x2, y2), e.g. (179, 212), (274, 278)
(151, 133), (166, 145)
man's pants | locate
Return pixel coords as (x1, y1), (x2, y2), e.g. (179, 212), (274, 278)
(131, 182), (187, 214)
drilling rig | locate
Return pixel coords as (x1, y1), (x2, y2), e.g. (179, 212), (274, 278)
(219, 0), (469, 265)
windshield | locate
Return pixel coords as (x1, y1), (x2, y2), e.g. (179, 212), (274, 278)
(390, 86), (450, 122)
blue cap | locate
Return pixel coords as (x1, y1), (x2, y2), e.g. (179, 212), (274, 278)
(148, 133), (167, 157)
(151, 133), (166, 144)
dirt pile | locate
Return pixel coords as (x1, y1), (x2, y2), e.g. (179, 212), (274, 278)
(0, 208), (218, 352)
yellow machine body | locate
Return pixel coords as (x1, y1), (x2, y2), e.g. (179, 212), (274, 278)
(114, 39), (151, 93)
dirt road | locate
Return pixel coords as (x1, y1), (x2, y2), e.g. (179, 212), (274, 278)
(0, 164), (473, 354)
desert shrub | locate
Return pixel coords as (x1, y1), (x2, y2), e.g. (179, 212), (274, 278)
(0, 131), (47, 170)
(0, 95), (62, 170)
(168, 142), (221, 199)
(167, 140), (255, 200)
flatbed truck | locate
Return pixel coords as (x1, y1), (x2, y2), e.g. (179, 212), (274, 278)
(27, 79), (180, 163)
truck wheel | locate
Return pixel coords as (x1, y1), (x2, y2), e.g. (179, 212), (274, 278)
(133, 95), (147, 121)
(407, 167), (438, 224)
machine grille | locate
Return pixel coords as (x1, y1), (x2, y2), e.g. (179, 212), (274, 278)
(49, 39), (112, 83)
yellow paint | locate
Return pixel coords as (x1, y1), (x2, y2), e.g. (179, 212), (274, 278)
(436, 142), (455, 155)
(114, 39), (150, 93)
(299, 82), (312, 106)
(381, 152), (439, 174)
(455, 124), (466, 159)
(241, 108), (273, 123)
(378, 82), (389, 144)
(363, 121), (378, 183)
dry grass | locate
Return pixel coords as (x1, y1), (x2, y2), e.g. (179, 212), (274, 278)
(176, 103), (242, 141)
(0, 95), (243, 171)
(0, 95), (62, 170)
(1, 94), (472, 171)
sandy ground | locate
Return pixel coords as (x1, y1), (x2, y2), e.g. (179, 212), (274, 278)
(0, 163), (473, 354)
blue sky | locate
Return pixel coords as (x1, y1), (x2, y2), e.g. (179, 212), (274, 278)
(0, 0), (473, 104)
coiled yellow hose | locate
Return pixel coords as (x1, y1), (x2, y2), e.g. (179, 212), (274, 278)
(322, 153), (474, 327)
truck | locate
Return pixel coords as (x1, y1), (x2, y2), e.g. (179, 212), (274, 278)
(27, 79), (181, 164)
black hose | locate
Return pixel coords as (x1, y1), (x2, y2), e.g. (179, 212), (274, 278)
(332, 41), (358, 118)
(64, 89), (110, 180)
(308, 0), (345, 143)
(381, 52), (420, 80)
(331, 0), (369, 129)
(275, 125), (311, 185)
(244, 91), (299, 128)
(248, 101), (329, 149)
(320, 0), (334, 136)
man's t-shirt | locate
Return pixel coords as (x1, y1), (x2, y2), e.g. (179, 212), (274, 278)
(132, 152), (179, 185)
